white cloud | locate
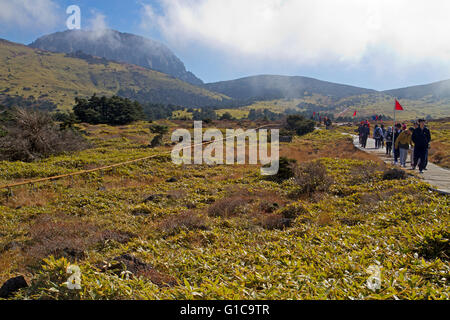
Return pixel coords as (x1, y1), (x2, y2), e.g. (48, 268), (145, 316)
(142, 0), (450, 69)
(81, 12), (122, 49)
(0, 0), (60, 30)
(88, 12), (108, 32)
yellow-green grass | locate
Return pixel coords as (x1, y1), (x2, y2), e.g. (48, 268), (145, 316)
(0, 122), (448, 300)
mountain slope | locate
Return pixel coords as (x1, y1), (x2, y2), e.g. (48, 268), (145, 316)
(384, 79), (450, 100)
(0, 39), (229, 109)
(29, 29), (203, 86)
(205, 75), (376, 101)
(208, 75), (450, 119)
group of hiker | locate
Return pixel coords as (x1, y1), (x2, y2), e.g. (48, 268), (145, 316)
(357, 119), (431, 173)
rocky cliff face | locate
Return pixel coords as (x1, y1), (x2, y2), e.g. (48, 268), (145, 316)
(29, 29), (203, 86)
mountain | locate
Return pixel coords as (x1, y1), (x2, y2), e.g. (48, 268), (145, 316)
(384, 79), (450, 100)
(205, 75), (376, 101)
(29, 29), (203, 86)
(207, 75), (450, 119)
(0, 39), (229, 109)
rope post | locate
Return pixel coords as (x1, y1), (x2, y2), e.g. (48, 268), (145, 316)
(7, 187), (13, 198)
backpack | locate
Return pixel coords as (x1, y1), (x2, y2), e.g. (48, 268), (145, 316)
(386, 132), (393, 141)
(374, 128), (381, 139)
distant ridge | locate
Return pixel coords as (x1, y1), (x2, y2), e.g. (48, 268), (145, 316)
(205, 75), (376, 101)
(383, 79), (450, 100)
(29, 29), (204, 86)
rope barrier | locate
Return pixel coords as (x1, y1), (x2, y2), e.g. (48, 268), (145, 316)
(0, 124), (274, 190)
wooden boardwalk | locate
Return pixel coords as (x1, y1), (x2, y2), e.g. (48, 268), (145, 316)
(350, 134), (450, 195)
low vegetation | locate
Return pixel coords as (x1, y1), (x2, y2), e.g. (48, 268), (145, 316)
(0, 108), (89, 162)
(0, 120), (448, 300)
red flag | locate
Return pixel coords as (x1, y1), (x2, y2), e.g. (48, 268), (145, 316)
(395, 100), (404, 111)
(353, 111), (357, 117)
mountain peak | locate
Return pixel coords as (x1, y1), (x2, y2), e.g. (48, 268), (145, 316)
(29, 29), (203, 86)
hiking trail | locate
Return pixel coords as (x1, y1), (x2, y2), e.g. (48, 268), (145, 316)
(349, 134), (450, 195)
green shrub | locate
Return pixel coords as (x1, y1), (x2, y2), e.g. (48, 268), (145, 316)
(285, 115), (315, 136)
(73, 95), (144, 125)
(264, 157), (296, 183)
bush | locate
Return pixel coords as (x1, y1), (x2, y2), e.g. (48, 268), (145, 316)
(73, 95), (143, 125)
(0, 108), (89, 162)
(383, 168), (406, 180)
(149, 124), (169, 148)
(149, 124), (169, 135)
(158, 211), (210, 235)
(149, 135), (163, 148)
(285, 115), (315, 136)
(264, 157), (296, 183)
(219, 112), (233, 121)
(207, 195), (252, 217)
(279, 202), (309, 220)
(416, 230), (449, 261)
(292, 161), (334, 195)
(257, 213), (291, 230)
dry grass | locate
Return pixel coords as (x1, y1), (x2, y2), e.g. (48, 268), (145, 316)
(23, 215), (133, 265)
(257, 213), (291, 230)
(207, 194), (253, 218)
(158, 211), (210, 235)
(101, 254), (178, 287)
(1, 187), (56, 208)
(280, 136), (382, 164)
(429, 141), (450, 168)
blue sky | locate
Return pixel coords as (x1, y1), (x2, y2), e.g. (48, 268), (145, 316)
(1, 0), (450, 90)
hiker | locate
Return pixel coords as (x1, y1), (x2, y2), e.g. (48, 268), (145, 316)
(357, 121), (364, 145)
(393, 123), (402, 165)
(384, 127), (393, 156)
(380, 124), (386, 148)
(361, 123), (370, 148)
(373, 125), (383, 149)
(411, 119), (431, 173)
(410, 121), (419, 169)
(325, 117), (332, 130)
(395, 127), (414, 168)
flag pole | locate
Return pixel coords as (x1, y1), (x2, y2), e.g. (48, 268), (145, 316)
(393, 97), (396, 164)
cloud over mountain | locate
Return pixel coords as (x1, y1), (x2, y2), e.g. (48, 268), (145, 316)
(142, 0), (450, 70)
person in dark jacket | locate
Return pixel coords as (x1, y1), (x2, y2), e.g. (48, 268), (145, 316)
(393, 123), (402, 164)
(410, 121), (419, 169)
(325, 117), (332, 130)
(384, 127), (393, 156)
(361, 123), (370, 148)
(373, 125), (383, 149)
(357, 122), (364, 145)
(411, 119), (431, 173)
